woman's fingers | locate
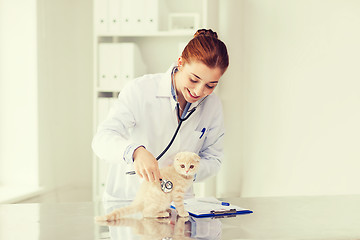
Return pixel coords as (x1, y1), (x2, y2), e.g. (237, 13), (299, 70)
(133, 147), (161, 182)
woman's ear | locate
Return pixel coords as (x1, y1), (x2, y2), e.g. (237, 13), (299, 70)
(177, 57), (183, 67)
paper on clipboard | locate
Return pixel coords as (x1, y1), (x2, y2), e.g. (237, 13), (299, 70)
(181, 197), (253, 218)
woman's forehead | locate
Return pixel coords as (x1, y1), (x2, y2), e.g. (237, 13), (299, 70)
(184, 61), (223, 82)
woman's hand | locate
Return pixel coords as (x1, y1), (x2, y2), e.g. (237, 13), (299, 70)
(133, 147), (161, 182)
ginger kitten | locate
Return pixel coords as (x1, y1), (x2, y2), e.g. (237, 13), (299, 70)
(96, 151), (200, 220)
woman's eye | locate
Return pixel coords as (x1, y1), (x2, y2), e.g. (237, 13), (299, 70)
(190, 78), (198, 83)
(206, 85), (215, 89)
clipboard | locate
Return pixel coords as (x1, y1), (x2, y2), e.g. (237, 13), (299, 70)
(171, 197), (253, 218)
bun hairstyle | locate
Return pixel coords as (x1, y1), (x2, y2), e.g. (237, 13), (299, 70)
(181, 29), (229, 73)
(194, 29), (218, 39)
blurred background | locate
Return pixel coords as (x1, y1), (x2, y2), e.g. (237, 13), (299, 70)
(0, 0), (359, 204)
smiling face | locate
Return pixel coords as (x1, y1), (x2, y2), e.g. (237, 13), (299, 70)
(174, 58), (223, 106)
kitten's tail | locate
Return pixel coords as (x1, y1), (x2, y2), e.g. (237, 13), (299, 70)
(95, 203), (142, 221)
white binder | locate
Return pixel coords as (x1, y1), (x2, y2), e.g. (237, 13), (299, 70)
(110, 44), (124, 89)
(95, 0), (159, 35)
(108, 0), (121, 34)
(94, 0), (108, 35)
(120, 0), (133, 34)
(98, 42), (147, 90)
(143, 0), (159, 32)
(98, 43), (113, 90)
(119, 43), (147, 85)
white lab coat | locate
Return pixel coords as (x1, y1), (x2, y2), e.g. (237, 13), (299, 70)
(92, 65), (225, 201)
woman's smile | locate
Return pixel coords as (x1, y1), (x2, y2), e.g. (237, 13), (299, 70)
(187, 88), (200, 100)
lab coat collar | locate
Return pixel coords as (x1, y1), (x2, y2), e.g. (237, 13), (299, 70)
(157, 64), (178, 112)
(157, 64), (175, 98)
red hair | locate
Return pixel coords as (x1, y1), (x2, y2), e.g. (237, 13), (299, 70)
(182, 29), (229, 74)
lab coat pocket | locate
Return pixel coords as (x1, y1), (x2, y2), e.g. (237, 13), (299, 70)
(190, 126), (209, 152)
(195, 126), (209, 140)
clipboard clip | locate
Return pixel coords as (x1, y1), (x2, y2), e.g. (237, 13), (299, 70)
(210, 209), (237, 215)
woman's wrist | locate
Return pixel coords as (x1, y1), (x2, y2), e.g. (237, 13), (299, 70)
(133, 146), (146, 161)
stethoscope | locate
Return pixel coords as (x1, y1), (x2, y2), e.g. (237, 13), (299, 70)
(126, 66), (207, 193)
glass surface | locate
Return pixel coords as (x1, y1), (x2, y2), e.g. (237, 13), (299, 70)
(1, 195), (360, 239)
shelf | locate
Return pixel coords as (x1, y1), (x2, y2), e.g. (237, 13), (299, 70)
(96, 88), (121, 93)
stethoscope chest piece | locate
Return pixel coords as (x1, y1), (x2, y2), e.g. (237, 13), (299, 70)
(160, 179), (173, 193)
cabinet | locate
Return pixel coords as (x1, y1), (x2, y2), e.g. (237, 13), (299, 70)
(92, 0), (219, 200)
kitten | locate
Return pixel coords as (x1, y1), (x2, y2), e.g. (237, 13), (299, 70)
(95, 151), (200, 221)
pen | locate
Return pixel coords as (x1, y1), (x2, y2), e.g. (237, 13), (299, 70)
(197, 199), (230, 206)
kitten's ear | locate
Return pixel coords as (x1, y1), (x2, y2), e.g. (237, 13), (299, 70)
(175, 152), (185, 161)
(193, 153), (201, 162)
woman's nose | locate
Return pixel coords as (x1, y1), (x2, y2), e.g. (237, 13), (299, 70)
(194, 85), (204, 96)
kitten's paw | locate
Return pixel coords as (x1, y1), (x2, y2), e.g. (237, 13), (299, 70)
(177, 211), (189, 218)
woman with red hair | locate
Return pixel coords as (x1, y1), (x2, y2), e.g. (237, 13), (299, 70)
(92, 29), (229, 201)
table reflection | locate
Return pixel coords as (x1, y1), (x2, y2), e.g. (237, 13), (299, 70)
(97, 206), (222, 239)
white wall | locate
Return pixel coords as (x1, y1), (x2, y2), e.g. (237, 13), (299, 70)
(218, 0), (360, 197)
(216, 0), (245, 197)
(0, 0), (39, 187)
(37, 0), (93, 190)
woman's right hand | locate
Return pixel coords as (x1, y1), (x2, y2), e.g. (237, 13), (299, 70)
(133, 147), (161, 182)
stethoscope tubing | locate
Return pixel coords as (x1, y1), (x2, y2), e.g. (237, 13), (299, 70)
(156, 102), (196, 160)
(126, 102), (196, 175)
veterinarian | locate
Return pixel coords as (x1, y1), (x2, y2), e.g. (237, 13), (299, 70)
(92, 29), (229, 201)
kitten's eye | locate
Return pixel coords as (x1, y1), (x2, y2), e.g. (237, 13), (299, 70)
(190, 165), (194, 169)
(180, 164), (185, 168)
